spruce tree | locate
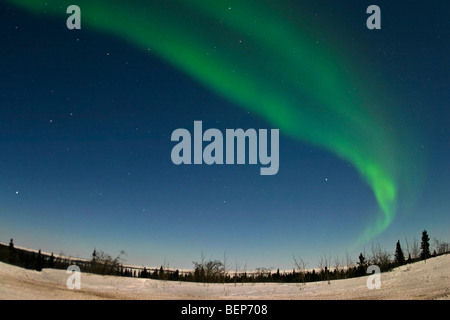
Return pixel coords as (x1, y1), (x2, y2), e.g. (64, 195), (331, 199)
(394, 240), (405, 266)
(357, 253), (366, 276)
(35, 249), (43, 271)
(420, 230), (431, 260)
(48, 253), (55, 268)
(8, 239), (16, 264)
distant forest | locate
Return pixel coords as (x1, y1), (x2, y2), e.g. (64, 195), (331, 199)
(1, 230), (449, 284)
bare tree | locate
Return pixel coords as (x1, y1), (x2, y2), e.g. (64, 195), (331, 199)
(345, 250), (354, 271)
(442, 243), (449, 254)
(293, 255), (308, 286)
(334, 255), (343, 279)
(433, 238), (450, 255)
(404, 237), (412, 262)
(242, 261), (248, 286)
(318, 253), (331, 284)
(222, 251), (231, 284)
(233, 259), (241, 287)
(255, 267), (272, 279)
(160, 257), (170, 281)
(193, 252), (225, 284)
(369, 243), (391, 270)
(411, 237), (420, 260)
(442, 242), (450, 254)
(89, 249), (126, 275)
(432, 238), (440, 255)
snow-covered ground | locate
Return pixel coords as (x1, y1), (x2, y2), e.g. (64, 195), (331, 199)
(0, 254), (449, 300)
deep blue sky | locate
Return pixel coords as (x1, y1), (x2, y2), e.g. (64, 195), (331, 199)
(0, 1), (448, 270)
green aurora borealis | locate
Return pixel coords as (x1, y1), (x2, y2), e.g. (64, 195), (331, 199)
(5, 0), (422, 246)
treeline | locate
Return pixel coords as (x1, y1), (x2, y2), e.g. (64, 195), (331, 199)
(1, 230), (449, 284)
(0, 241), (179, 279)
(170, 230), (448, 284)
(0, 240), (75, 271)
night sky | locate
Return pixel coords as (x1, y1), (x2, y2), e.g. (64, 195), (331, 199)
(0, 0), (449, 270)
